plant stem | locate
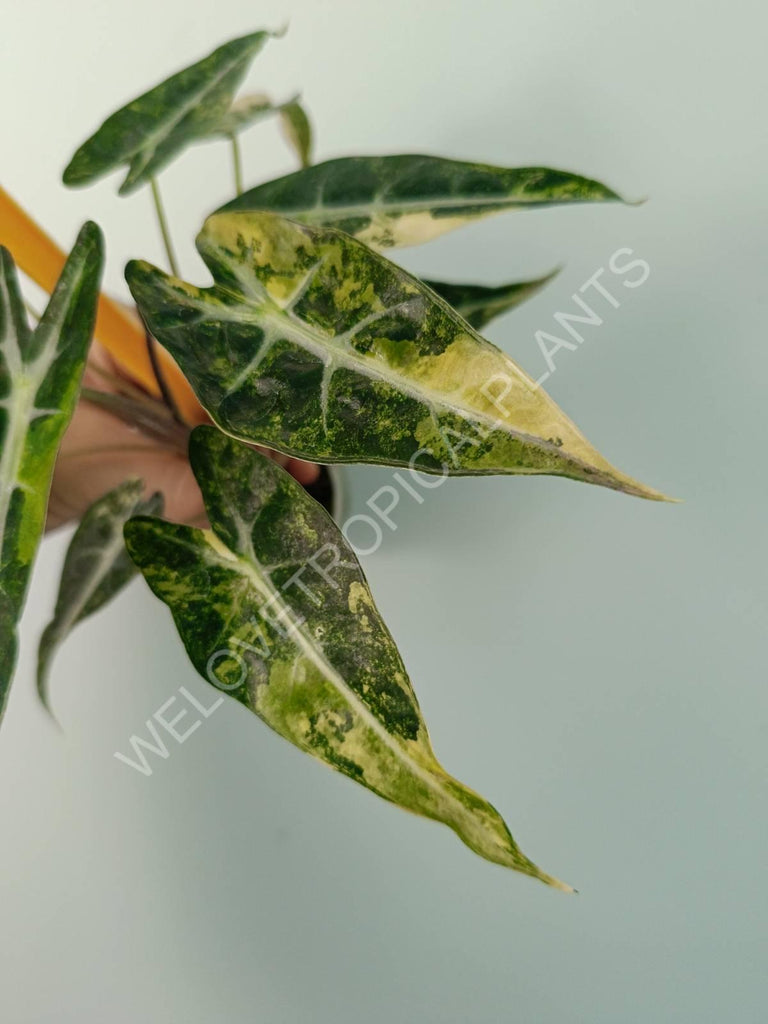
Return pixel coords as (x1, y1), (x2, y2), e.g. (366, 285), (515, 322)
(87, 361), (159, 403)
(230, 135), (244, 196)
(144, 330), (184, 425)
(81, 387), (190, 454)
(149, 177), (179, 276)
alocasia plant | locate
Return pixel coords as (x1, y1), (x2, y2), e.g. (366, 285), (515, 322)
(0, 28), (672, 889)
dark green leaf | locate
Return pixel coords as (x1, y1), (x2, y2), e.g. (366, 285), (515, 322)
(126, 211), (666, 499)
(217, 154), (624, 248)
(63, 31), (280, 195)
(125, 426), (571, 888)
(425, 268), (559, 329)
(37, 479), (163, 710)
(0, 223), (103, 720)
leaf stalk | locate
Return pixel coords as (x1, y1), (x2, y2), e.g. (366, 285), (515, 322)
(230, 135), (244, 195)
(149, 177), (179, 276)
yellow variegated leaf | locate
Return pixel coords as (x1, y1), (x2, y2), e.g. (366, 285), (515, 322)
(125, 426), (573, 888)
(218, 154), (624, 248)
(126, 211), (668, 500)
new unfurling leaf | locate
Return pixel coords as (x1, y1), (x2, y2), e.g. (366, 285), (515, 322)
(37, 479), (163, 711)
(218, 154), (623, 248)
(127, 211), (666, 499)
(0, 223), (103, 720)
(202, 92), (297, 139)
(125, 426), (571, 888)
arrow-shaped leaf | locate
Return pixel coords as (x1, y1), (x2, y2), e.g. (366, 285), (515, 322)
(127, 211), (666, 500)
(63, 31), (280, 195)
(37, 479), (163, 710)
(125, 425), (571, 888)
(426, 269), (559, 330)
(0, 223), (103, 720)
(217, 154), (624, 248)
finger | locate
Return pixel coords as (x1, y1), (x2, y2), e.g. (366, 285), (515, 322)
(286, 458), (321, 485)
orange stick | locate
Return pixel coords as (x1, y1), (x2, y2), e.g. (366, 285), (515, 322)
(0, 185), (203, 424)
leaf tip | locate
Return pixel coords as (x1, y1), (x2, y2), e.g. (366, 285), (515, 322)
(61, 156), (83, 188)
(585, 463), (678, 503)
(549, 876), (577, 894)
(522, 857), (575, 893)
(35, 649), (63, 731)
(628, 485), (677, 503)
(629, 481), (680, 503)
(76, 220), (105, 258)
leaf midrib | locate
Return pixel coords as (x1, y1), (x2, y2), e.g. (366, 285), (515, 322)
(0, 258), (88, 559)
(48, 518), (132, 645)
(124, 42), (261, 181)
(262, 191), (575, 224)
(215, 285), (556, 454)
(201, 528), (477, 823)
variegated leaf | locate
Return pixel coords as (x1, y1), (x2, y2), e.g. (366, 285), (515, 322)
(426, 269), (559, 329)
(126, 211), (666, 500)
(63, 31), (280, 195)
(0, 223), (103, 719)
(37, 479), (163, 710)
(202, 92), (298, 139)
(279, 99), (313, 168)
(125, 426), (571, 888)
(217, 155), (623, 248)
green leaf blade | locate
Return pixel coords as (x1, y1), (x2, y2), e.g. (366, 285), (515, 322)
(126, 211), (667, 500)
(425, 268), (560, 329)
(217, 155), (623, 248)
(37, 479), (163, 711)
(0, 223), (103, 719)
(124, 426), (571, 888)
(63, 31), (278, 195)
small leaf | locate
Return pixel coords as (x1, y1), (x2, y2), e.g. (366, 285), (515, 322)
(37, 479), (163, 711)
(0, 223), (103, 720)
(425, 268), (559, 330)
(126, 211), (667, 500)
(202, 92), (298, 138)
(279, 99), (313, 168)
(125, 426), (571, 888)
(63, 31), (280, 195)
(218, 154), (623, 248)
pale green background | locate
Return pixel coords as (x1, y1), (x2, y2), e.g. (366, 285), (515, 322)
(2, 0), (766, 1021)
